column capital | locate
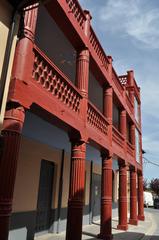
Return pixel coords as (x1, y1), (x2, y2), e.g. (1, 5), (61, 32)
(101, 150), (112, 160)
(11, 4), (38, 84)
(2, 104), (25, 134)
(19, 4), (39, 42)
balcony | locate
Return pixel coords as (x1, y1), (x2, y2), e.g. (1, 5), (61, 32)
(127, 140), (135, 161)
(87, 101), (109, 136)
(112, 69), (124, 96)
(89, 27), (109, 73)
(66, 0), (86, 32)
(32, 45), (82, 114)
(112, 126), (124, 152)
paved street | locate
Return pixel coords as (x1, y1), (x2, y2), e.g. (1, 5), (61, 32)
(144, 208), (159, 239)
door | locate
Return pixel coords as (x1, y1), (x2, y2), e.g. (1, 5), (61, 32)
(36, 160), (54, 233)
(92, 173), (101, 222)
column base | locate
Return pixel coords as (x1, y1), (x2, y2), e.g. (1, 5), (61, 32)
(138, 215), (145, 221)
(129, 219), (138, 225)
(97, 233), (113, 240)
(117, 224), (128, 231)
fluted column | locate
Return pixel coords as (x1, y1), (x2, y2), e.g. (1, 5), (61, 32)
(130, 124), (135, 146)
(76, 48), (89, 120)
(66, 140), (86, 240)
(117, 162), (128, 230)
(127, 70), (134, 104)
(75, 11), (91, 121)
(120, 109), (126, 137)
(12, 4), (38, 83)
(98, 152), (113, 240)
(138, 173), (145, 221)
(129, 168), (138, 225)
(0, 104), (25, 240)
(103, 86), (113, 124)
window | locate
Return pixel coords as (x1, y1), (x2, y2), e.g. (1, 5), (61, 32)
(113, 104), (120, 130)
(134, 97), (139, 123)
(126, 121), (131, 143)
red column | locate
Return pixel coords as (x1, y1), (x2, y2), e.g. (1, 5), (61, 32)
(127, 70), (134, 104)
(98, 85), (113, 239)
(117, 162), (128, 230)
(129, 168), (138, 225)
(120, 109), (126, 137)
(130, 124), (135, 146)
(103, 86), (113, 125)
(98, 153), (113, 240)
(0, 105), (25, 240)
(66, 140), (86, 240)
(138, 173), (145, 221)
(75, 11), (91, 121)
(12, 4), (38, 83)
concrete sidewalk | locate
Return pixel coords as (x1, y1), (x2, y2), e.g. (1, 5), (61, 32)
(35, 212), (154, 240)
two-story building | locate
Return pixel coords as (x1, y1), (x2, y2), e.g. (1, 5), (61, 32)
(0, 1), (145, 240)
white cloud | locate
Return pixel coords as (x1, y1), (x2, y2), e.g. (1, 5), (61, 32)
(98, 0), (159, 49)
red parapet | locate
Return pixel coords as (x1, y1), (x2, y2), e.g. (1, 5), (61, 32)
(112, 69), (124, 96)
(126, 93), (134, 113)
(119, 75), (127, 86)
(32, 45), (82, 114)
(87, 101), (109, 136)
(127, 140), (134, 158)
(112, 126), (124, 149)
(89, 27), (109, 71)
(65, 0), (86, 31)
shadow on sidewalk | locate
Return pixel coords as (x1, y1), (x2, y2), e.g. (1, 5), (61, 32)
(82, 231), (159, 240)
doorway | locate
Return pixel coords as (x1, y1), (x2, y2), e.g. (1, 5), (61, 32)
(35, 160), (54, 233)
(92, 173), (101, 222)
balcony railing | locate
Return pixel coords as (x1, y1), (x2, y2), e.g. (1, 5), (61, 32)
(112, 69), (124, 95)
(119, 75), (127, 86)
(32, 45), (82, 113)
(87, 101), (109, 136)
(127, 140), (134, 157)
(89, 27), (109, 72)
(126, 94), (134, 113)
(66, 0), (86, 31)
(112, 126), (124, 148)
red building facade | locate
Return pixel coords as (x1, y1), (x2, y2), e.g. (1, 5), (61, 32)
(0, 1), (144, 240)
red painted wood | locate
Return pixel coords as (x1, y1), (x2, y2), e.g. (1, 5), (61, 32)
(0, 106), (25, 240)
(98, 153), (113, 240)
(129, 168), (138, 225)
(66, 140), (86, 240)
(76, 48), (89, 122)
(127, 71), (134, 104)
(0, 0), (145, 238)
(138, 173), (145, 221)
(117, 163), (128, 231)
(11, 4), (38, 84)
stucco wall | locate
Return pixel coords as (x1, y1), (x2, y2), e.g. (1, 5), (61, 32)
(0, 0), (19, 130)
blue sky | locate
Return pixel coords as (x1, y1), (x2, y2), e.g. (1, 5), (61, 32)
(79, 0), (159, 180)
